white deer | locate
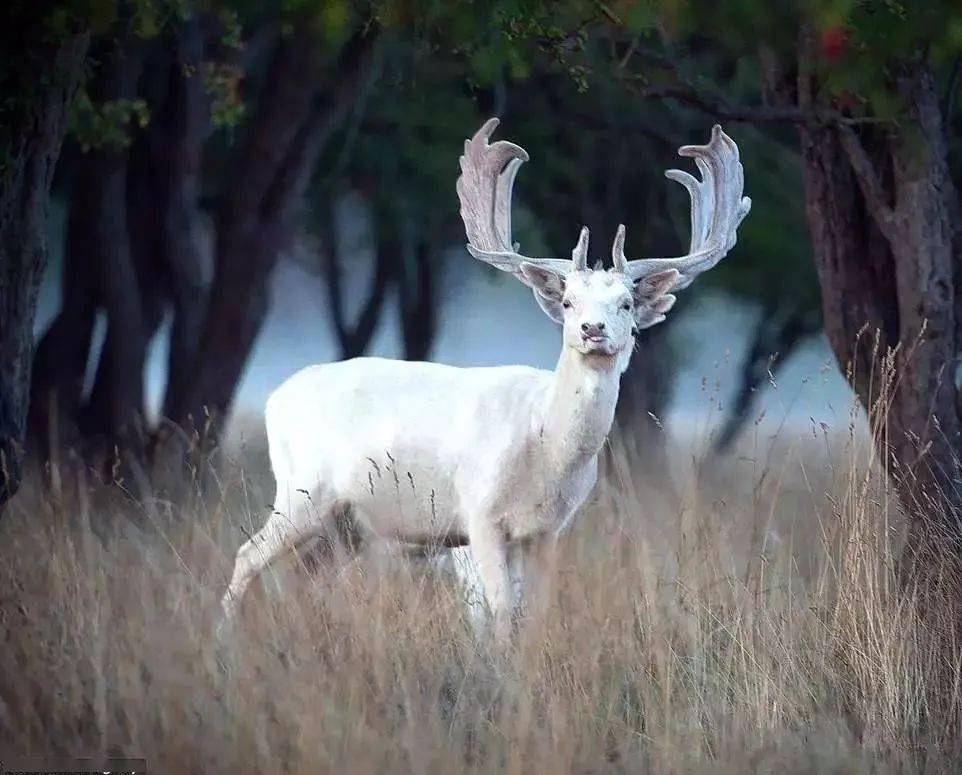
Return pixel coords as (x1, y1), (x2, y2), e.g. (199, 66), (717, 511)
(220, 119), (750, 636)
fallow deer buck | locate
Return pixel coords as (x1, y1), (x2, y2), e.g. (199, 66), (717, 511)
(219, 119), (750, 637)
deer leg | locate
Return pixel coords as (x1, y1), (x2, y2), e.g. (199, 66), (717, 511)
(467, 516), (513, 641)
(219, 484), (335, 631)
(518, 531), (559, 626)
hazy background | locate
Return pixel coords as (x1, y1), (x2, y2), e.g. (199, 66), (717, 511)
(34, 197), (852, 441)
(6, 0), (958, 500)
(7, 4), (962, 771)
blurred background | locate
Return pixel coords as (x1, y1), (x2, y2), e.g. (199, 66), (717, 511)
(8, 6), (962, 769)
(4, 0), (961, 502)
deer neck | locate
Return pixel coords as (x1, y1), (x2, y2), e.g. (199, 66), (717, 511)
(541, 345), (622, 466)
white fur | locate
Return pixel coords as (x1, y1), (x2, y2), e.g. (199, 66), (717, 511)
(221, 270), (636, 634)
(219, 120), (748, 638)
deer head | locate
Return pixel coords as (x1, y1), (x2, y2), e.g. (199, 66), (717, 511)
(456, 119), (751, 364)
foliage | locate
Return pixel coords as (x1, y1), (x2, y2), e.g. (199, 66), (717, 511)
(68, 91), (150, 152)
(202, 61), (245, 130)
(603, 0), (962, 118)
(12, 0), (962, 452)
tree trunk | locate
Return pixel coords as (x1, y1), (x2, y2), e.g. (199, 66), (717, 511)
(33, 19), (210, 478)
(396, 213), (439, 362)
(801, 62), (962, 537)
(28, 159), (102, 459)
(883, 66), (961, 525)
(614, 325), (679, 508)
(150, 17), (213, 424)
(0, 29), (89, 507)
(67, 36), (153, 472)
(321, 198), (391, 359)
(166, 28), (378, 442)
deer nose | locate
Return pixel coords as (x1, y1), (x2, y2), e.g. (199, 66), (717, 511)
(581, 322), (606, 335)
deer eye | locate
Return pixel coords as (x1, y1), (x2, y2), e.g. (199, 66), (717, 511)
(620, 302), (631, 311)
(562, 300), (572, 309)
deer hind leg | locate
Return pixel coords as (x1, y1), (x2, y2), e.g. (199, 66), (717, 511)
(220, 483), (339, 629)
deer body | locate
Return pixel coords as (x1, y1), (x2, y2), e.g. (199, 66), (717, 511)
(224, 334), (622, 633)
(265, 351), (617, 546)
(220, 120), (749, 635)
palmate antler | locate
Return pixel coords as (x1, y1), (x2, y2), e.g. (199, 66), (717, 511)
(612, 124), (752, 290)
(456, 119), (750, 325)
(456, 118), (590, 318)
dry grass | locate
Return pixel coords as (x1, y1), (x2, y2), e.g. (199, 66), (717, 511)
(1, 408), (962, 773)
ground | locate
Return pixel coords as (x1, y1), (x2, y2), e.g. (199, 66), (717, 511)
(0, 409), (959, 773)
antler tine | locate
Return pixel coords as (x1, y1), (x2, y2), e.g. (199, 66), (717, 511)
(611, 224), (628, 273)
(618, 125), (751, 290)
(457, 118), (578, 281)
(571, 226), (589, 271)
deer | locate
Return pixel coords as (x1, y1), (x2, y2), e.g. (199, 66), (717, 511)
(219, 119), (750, 638)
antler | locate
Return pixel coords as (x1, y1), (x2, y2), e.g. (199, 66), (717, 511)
(457, 118), (589, 282)
(612, 125), (751, 290)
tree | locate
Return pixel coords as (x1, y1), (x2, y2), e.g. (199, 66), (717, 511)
(706, 130), (821, 454)
(596, 1), (962, 537)
(318, 197), (393, 360)
(0, 5), (90, 507)
(163, 20), (380, 443)
(29, 5), (215, 474)
(26, 3), (381, 477)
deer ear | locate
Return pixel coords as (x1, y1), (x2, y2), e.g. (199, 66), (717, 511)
(631, 268), (679, 330)
(634, 294), (677, 330)
(633, 269), (680, 301)
(519, 263), (566, 302)
(519, 263), (566, 324)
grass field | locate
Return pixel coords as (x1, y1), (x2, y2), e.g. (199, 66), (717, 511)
(1, 405), (961, 773)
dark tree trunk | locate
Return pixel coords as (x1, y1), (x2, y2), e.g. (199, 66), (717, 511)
(33, 18), (211, 479)
(158, 23), (211, 422)
(882, 67), (961, 520)
(800, 62), (962, 537)
(28, 160), (102, 459)
(166, 28), (378, 442)
(321, 199), (391, 359)
(396, 219), (439, 362)
(66, 36), (153, 471)
(614, 325), (679, 508)
(0, 28), (89, 507)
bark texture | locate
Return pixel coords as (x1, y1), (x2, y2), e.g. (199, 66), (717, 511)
(166, 28), (379, 441)
(801, 63), (962, 533)
(0, 27), (89, 507)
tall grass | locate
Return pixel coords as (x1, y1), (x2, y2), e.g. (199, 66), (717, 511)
(1, 406), (961, 773)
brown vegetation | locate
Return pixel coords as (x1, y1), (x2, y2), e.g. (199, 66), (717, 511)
(2, 402), (961, 773)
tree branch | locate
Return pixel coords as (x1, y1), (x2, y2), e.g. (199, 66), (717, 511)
(321, 198), (391, 359)
(836, 124), (898, 242)
(633, 83), (810, 124)
(262, 29), (380, 221)
(319, 200), (349, 347)
(943, 57), (961, 131)
(631, 79), (885, 127)
(625, 41), (883, 127)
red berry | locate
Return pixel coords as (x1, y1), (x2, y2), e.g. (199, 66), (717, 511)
(821, 26), (847, 61)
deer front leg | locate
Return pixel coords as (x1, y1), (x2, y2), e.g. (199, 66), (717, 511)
(518, 531), (559, 626)
(467, 515), (513, 641)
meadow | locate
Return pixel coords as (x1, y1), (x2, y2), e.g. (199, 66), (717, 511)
(1, 399), (960, 774)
